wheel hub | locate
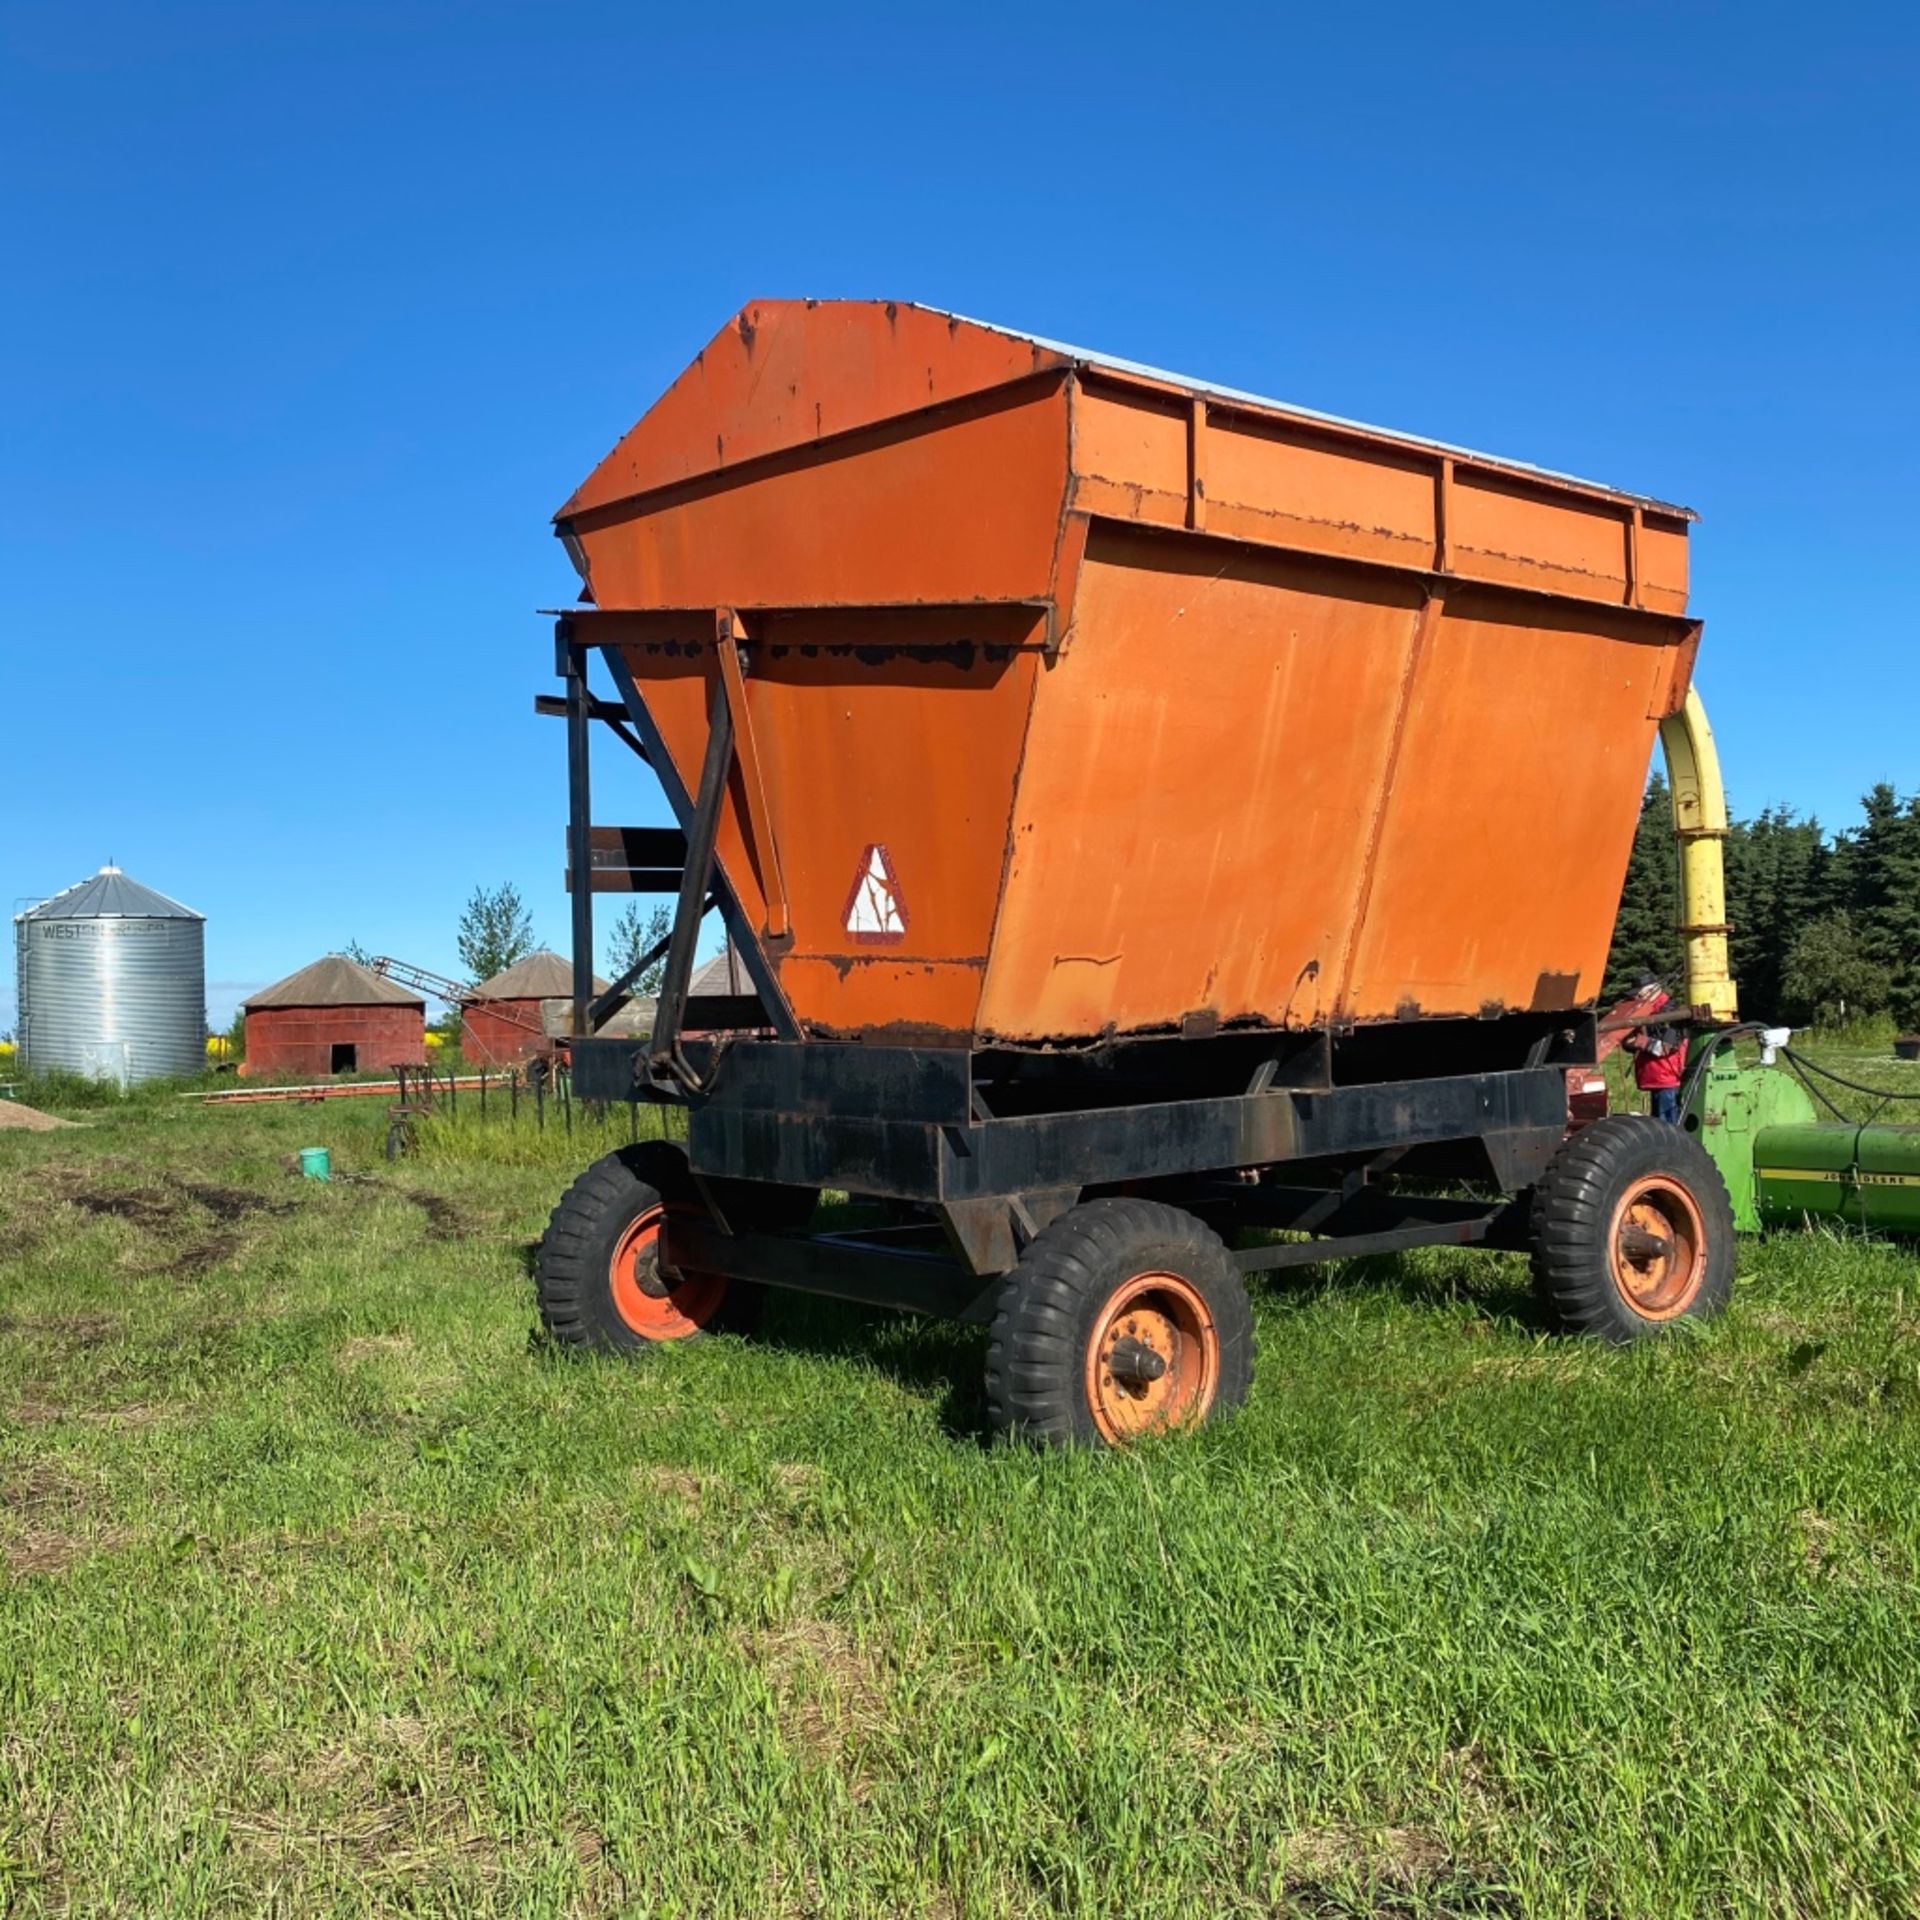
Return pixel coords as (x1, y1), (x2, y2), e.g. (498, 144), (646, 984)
(1085, 1273), (1220, 1443)
(1608, 1176), (1707, 1320)
(609, 1205), (728, 1339)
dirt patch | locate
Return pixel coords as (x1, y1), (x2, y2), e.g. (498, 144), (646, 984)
(1, 1310), (121, 1347)
(221, 1794), (500, 1879)
(170, 1179), (294, 1223)
(399, 1189), (469, 1241)
(8, 1460), (88, 1516)
(1284, 1823), (1449, 1885)
(637, 1465), (709, 1512)
(4, 1526), (134, 1578)
(10, 1396), (164, 1429)
(1795, 1506), (1897, 1584)
(33, 1170), (293, 1279)
(67, 1187), (181, 1229)
(153, 1232), (240, 1279)
(336, 1334), (413, 1367)
(1280, 1821), (1516, 1916)
(745, 1617), (890, 1773)
(2, 1461), (132, 1577)
(0, 1101), (79, 1131)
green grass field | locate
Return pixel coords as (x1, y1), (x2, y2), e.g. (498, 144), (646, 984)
(5, 1058), (1920, 1918)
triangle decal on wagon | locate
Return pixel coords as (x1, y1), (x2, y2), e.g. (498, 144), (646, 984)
(843, 844), (908, 943)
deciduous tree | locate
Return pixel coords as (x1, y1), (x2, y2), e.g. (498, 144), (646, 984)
(456, 883), (535, 985)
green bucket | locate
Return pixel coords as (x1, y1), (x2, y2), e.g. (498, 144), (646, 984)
(299, 1146), (332, 1182)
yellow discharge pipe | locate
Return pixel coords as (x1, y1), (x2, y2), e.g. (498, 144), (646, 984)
(1658, 686), (1739, 1022)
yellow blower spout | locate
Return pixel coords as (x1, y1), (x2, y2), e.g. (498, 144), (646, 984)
(1658, 687), (1739, 1022)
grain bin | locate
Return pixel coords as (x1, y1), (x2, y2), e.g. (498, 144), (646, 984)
(529, 300), (1745, 1446)
(15, 866), (206, 1084)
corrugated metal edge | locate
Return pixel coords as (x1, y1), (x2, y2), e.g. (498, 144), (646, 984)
(834, 300), (1697, 521)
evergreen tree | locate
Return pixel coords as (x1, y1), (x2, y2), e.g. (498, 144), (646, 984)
(1847, 785), (1920, 1028)
(1603, 773), (1684, 1000)
(1724, 806), (1832, 1021)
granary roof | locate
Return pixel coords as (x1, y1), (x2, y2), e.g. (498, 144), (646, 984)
(471, 949), (608, 999)
(689, 949), (752, 996)
(245, 954), (425, 1011)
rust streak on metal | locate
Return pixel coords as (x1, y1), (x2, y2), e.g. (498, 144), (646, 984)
(714, 608), (790, 940)
(1186, 397), (1208, 532)
(1332, 588), (1447, 1022)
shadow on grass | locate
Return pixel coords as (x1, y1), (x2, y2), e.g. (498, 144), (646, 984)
(752, 1290), (993, 1443)
(1251, 1243), (1553, 1337)
(514, 1201), (1555, 1443)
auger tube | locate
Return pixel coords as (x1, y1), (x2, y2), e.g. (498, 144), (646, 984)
(1659, 686), (1739, 1022)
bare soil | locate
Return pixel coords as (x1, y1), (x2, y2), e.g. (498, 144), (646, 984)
(0, 1100), (80, 1131)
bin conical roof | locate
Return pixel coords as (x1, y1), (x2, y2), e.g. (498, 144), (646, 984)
(18, 865), (203, 922)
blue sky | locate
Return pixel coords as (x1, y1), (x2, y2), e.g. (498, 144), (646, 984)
(3, 1), (1914, 1030)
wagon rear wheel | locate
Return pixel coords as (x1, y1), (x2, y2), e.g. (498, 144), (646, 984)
(1529, 1115), (1735, 1342)
(984, 1198), (1254, 1448)
(536, 1142), (760, 1350)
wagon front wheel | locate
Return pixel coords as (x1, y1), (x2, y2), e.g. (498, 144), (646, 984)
(535, 1143), (760, 1351)
(984, 1198), (1254, 1447)
(1529, 1115), (1735, 1342)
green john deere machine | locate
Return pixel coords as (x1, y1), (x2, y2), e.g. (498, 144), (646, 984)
(1613, 693), (1920, 1240)
(1682, 1032), (1920, 1236)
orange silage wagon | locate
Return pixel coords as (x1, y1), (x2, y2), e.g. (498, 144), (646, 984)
(533, 301), (1739, 1445)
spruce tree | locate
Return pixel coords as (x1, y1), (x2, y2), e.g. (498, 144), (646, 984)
(1726, 807), (1832, 1020)
(1848, 786), (1920, 1028)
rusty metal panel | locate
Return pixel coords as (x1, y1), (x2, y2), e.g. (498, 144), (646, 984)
(1073, 378), (1441, 577)
(567, 302), (1703, 1050)
(977, 532), (1425, 1042)
(1338, 588), (1687, 1021)
(561, 301), (1074, 519)
(571, 381), (1072, 613)
(608, 608), (1043, 1041)
(1067, 373), (1684, 614)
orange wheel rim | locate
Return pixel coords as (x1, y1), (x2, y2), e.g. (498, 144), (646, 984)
(1084, 1271), (1219, 1444)
(608, 1204), (728, 1339)
(1607, 1175), (1707, 1320)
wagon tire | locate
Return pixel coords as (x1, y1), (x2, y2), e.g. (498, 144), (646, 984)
(535, 1142), (761, 1352)
(1529, 1114), (1735, 1342)
(984, 1198), (1254, 1448)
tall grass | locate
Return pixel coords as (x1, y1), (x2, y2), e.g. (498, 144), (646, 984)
(412, 1092), (682, 1168)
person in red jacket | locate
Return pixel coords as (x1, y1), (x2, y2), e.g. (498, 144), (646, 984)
(1625, 1012), (1689, 1124)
